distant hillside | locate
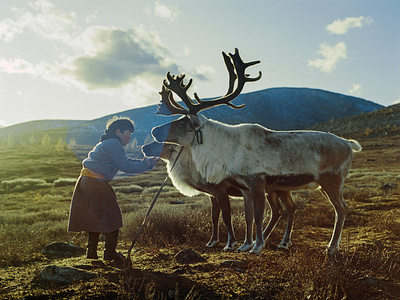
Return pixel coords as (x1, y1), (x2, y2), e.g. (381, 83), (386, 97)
(202, 87), (381, 129)
(0, 120), (86, 136)
(65, 87), (381, 145)
(0, 120), (87, 147)
(309, 103), (400, 138)
(0, 87), (383, 146)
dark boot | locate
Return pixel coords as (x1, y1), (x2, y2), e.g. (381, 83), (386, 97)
(87, 232), (100, 259)
(104, 230), (125, 263)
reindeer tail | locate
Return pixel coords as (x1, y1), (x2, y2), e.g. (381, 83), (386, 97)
(348, 139), (362, 152)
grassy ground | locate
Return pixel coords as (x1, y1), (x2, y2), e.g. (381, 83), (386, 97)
(0, 135), (399, 299)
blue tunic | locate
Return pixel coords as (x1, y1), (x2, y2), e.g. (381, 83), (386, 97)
(82, 138), (152, 181)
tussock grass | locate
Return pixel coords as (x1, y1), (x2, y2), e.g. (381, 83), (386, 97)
(348, 170), (400, 183)
(0, 146), (81, 183)
(1, 177), (78, 193)
(122, 202), (211, 247)
(1, 178), (52, 193)
(241, 238), (400, 299)
(114, 184), (143, 194)
(53, 177), (77, 187)
(142, 185), (177, 195)
(0, 209), (66, 226)
(1, 180), (399, 298)
(0, 219), (71, 266)
(279, 246), (399, 299)
(0, 186), (86, 267)
(344, 186), (382, 202)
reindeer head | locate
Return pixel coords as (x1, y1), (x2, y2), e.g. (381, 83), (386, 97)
(152, 48), (261, 146)
(142, 141), (179, 161)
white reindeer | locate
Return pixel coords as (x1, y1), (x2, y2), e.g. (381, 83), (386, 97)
(142, 141), (296, 252)
(152, 48), (361, 254)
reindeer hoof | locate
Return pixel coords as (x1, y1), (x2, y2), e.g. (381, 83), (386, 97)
(277, 245), (290, 251)
(222, 241), (237, 252)
(237, 242), (254, 252)
(249, 243), (264, 254)
(277, 241), (292, 250)
(326, 246), (339, 256)
(206, 240), (219, 248)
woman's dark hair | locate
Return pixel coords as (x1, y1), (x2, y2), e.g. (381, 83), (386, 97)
(105, 117), (135, 135)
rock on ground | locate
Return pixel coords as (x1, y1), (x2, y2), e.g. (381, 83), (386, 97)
(41, 242), (85, 258)
(174, 249), (207, 264)
(38, 265), (96, 285)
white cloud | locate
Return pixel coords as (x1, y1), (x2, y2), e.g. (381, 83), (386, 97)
(145, 1), (181, 23)
(308, 42), (347, 73)
(326, 16), (373, 35)
(0, 0), (206, 108)
(349, 84), (362, 97)
(59, 26), (181, 90)
(0, 58), (37, 74)
(0, 1), (183, 93)
(0, 17), (24, 42)
(192, 65), (215, 81)
(0, 0), (80, 49)
(181, 46), (191, 57)
(86, 10), (98, 24)
(121, 77), (161, 107)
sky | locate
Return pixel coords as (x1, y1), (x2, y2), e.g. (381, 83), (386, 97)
(0, 0), (399, 127)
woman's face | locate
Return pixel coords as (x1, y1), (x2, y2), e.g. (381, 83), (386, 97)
(116, 129), (133, 146)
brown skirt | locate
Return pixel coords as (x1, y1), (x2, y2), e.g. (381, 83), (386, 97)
(68, 176), (123, 233)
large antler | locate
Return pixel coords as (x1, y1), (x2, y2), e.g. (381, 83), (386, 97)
(156, 48), (262, 116)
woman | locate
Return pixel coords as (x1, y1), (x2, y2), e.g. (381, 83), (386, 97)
(68, 116), (158, 262)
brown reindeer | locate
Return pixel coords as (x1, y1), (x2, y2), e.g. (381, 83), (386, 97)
(142, 141), (296, 252)
(151, 48), (361, 254)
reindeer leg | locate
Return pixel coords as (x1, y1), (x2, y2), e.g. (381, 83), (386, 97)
(320, 174), (347, 255)
(217, 193), (237, 251)
(206, 196), (220, 248)
(275, 191), (295, 250)
(237, 189), (254, 252)
(250, 186), (266, 254)
(262, 191), (283, 242)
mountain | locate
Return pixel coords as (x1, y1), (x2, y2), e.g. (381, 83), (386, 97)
(309, 103), (400, 138)
(65, 87), (382, 145)
(0, 87), (383, 146)
(201, 87), (382, 130)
